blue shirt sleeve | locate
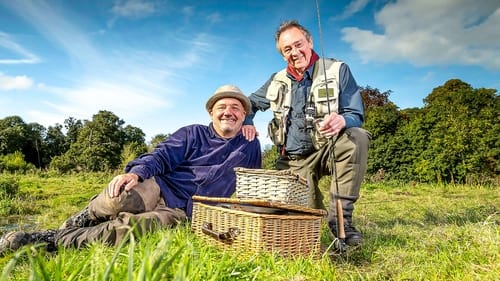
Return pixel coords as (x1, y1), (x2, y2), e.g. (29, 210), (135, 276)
(244, 75), (274, 125)
(338, 63), (365, 128)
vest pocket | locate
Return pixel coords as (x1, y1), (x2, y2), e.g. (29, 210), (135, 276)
(310, 118), (328, 150)
(311, 79), (339, 115)
(266, 81), (287, 111)
(268, 118), (284, 146)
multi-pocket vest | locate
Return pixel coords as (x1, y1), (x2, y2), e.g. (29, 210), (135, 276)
(266, 59), (343, 150)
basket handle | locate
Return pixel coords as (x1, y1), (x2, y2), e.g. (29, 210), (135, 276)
(202, 222), (239, 241)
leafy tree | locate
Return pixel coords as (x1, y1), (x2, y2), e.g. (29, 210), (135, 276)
(64, 117), (83, 147)
(362, 87), (405, 180)
(119, 141), (148, 170)
(0, 116), (28, 155)
(360, 86), (392, 109)
(52, 111), (125, 172)
(361, 80), (498, 184)
(24, 122), (46, 168)
(44, 124), (68, 161)
(149, 134), (170, 152)
(118, 125), (147, 169)
(416, 79), (499, 183)
(262, 145), (279, 170)
(122, 125), (146, 145)
(50, 110), (148, 172)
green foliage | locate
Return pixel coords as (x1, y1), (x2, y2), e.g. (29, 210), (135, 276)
(64, 117), (83, 146)
(49, 110), (146, 173)
(120, 142), (148, 171)
(262, 145), (279, 169)
(0, 177), (19, 198)
(363, 80), (499, 184)
(149, 134), (170, 152)
(0, 152), (36, 173)
(49, 154), (77, 173)
(0, 116), (28, 156)
(43, 124), (68, 165)
(0, 177), (20, 216)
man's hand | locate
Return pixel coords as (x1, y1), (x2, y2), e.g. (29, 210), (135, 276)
(318, 113), (346, 137)
(107, 173), (140, 198)
(241, 125), (259, 141)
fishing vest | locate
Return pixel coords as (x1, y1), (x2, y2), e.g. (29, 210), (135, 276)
(266, 59), (343, 150)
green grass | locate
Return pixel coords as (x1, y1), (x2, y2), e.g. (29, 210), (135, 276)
(0, 174), (498, 280)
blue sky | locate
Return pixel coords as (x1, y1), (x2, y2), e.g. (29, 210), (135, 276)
(1, 0), (499, 147)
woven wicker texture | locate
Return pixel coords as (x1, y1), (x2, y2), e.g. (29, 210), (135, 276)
(192, 195), (326, 216)
(191, 196), (325, 258)
(234, 167), (313, 207)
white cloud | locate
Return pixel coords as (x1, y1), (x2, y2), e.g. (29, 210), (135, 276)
(341, 0), (500, 69)
(334, 0), (370, 20)
(111, 0), (156, 18)
(206, 12), (222, 24)
(43, 81), (169, 117)
(182, 6), (194, 17)
(0, 32), (40, 64)
(0, 72), (34, 90)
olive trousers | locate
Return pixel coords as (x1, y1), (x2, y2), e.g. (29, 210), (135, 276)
(56, 178), (187, 248)
(276, 127), (371, 226)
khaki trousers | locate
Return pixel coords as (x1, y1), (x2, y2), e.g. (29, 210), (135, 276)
(56, 178), (187, 248)
(276, 127), (371, 225)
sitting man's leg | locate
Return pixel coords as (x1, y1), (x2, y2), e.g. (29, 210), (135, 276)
(61, 177), (162, 228)
(56, 199), (187, 248)
(0, 177), (184, 255)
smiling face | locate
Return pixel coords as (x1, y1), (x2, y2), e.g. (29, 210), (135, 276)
(209, 97), (246, 138)
(277, 27), (313, 75)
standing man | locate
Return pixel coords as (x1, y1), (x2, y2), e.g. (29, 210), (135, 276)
(0, 84), (262, 255)
(242, 20), (370, 246)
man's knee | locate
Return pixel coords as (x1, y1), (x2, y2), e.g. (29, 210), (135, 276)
(346, 127), (371, 148)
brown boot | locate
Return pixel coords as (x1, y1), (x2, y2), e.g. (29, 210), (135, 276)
(0, 230), (58, 255)
(60, 207), (98, 229)
(328, 222), (363, 246)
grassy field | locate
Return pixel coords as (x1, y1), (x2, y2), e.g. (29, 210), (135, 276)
(0, 173), (498, 280)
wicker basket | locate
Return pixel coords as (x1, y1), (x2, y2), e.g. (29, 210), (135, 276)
(234, 167), (312, 207)
(191, 196), (326, 258)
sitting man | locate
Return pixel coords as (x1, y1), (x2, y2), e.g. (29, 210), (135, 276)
(0, 84), (262, 255)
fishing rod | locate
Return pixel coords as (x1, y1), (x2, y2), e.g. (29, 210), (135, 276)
(314, 0), (347, 252)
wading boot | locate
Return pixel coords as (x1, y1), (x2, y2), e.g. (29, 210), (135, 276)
(60, 207), (97, 229)
(0, 230), (58, 255)
(329, 222), (363, 246)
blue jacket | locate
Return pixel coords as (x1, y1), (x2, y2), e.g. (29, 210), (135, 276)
(125, 123), (262, 217)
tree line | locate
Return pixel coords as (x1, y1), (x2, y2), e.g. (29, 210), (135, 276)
(0, 79), (498, 184)
(0, 111), (168, 173)
(361, 79), (498, 184)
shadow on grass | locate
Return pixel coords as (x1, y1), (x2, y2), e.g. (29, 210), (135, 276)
(429, 205), (499, 225)
(373, 204), (497, 229)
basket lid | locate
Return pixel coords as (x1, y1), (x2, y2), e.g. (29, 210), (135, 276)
(192, 195), (327, 216)
(233, 167), (307, 185)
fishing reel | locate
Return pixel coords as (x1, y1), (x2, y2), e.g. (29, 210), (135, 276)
(305, 102), (316, 131)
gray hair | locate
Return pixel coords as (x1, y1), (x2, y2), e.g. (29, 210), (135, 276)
(274, 20), (312, 52)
